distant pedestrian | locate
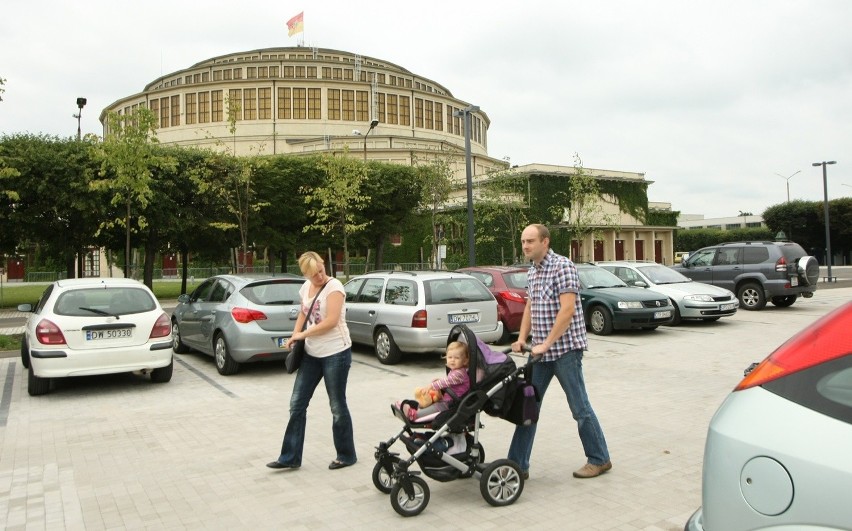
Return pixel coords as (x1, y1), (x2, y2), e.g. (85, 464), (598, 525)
(267, 251), (356, 471)
(508, 224), (612, 480)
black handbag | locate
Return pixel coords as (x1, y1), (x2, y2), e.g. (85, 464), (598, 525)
(285, 281), (329, 373)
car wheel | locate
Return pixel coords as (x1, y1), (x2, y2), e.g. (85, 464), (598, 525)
(737, 282), (766, 311)
(374, 327), (403, 365)
(771, 295), (797, 308)
(669, 301), (682, 326)
(796, 255), (819, 286)
(27, 363), (50, 396)
(214, 334), (240, 375)
(498, 321), (511, 345)
(150, 358), (174, 383)
(20, 340), (30, 369)
(588, 306), (614, 335)
(171, 320), (190, 353)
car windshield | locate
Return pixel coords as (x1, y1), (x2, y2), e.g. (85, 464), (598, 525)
(577, 267), (627, 289)
(426, 278), (493, 304)
(636, 264), (690, 284)
(241, 281), (302, 305)
(55, 288), (156, 316)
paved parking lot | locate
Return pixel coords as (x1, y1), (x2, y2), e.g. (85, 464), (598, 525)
(1, 286), (850, 530)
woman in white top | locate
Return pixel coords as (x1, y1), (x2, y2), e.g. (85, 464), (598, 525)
(267, 251), (356, 470)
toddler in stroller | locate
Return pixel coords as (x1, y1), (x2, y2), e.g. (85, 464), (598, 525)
(395, 340), (470, 423)
(374, 324), (540, 517)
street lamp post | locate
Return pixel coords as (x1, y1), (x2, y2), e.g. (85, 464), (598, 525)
(363, 119), (378, 161)
(812, 160), (837, 281)
(774, 170), (801, 202)
(453, 104), (479, 267)
(73, 97), (87, 141)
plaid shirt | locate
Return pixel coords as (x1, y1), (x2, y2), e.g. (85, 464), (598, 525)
(527, 249), (588, 361)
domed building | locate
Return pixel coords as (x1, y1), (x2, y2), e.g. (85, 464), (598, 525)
(100, 46), (506, 175)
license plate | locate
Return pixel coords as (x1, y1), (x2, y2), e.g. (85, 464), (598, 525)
(790, 277), (798, 286)
(86, 328), (132, 341)
(276, 337), (288, 349)
(448, 313), (480, 324)
(720, 303), (736, 311)
(654, 311), (672, 319)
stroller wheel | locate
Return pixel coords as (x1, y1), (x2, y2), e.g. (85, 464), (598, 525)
(390, 475), (430, 517)
(480, 459), (524, 507)
(372, 460), (395, 494)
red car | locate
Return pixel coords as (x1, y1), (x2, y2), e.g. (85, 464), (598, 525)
(457, 266), (528, 343)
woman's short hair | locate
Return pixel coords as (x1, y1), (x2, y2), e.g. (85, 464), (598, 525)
(298, 251), (324, 277)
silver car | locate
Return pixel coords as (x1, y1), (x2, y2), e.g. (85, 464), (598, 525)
(171, 274), (304, 375)
(597, 261), (738, 325)
(343, 270), (503, 364)
(685, 301), (852, 531)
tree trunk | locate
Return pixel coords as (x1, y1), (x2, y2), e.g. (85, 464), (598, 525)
(180, 244), (189, 295)
(143, 227), (157, 289)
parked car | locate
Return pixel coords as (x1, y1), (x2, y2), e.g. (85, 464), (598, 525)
(457, 265), (529, 343)
(17, 278), (173, 396)
(597, 261), (738, 325)
(343, 270), (503, 364)
(672, 241), (818, 311)
(685, 301), (852, 531)
(171, 274), (304, 375)
(576, 264), (675, 335)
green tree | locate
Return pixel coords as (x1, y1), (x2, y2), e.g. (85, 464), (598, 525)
(414, 156), (455, 267)
(91, 108), (176, 284)
(302, 151), (371, 276)
(477, 168), (528, 264)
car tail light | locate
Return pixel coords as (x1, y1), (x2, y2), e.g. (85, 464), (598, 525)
(36, 319), (66, 345)
(231, 307), (268, 324)
(411, 309), (427, 328)
(498, 290), (525, 304)
(149, 313), (172, 339)
(736, 302), (852, 391)
(775, 256), (787, 272)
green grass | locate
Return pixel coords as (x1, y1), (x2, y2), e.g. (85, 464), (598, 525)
(0, 280), (202, 310)
(0, 334), (20, 352)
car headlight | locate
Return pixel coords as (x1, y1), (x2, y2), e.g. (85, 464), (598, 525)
(683, 294), (714, 302)
(617, 301), (643, 309)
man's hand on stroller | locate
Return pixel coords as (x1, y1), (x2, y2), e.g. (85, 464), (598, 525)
(512, 340), (540, 357)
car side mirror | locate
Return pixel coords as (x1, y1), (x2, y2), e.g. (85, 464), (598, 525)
(634, 281), (648, 288)
(17, 303), (33, 312)
(177, 293), (191, 304)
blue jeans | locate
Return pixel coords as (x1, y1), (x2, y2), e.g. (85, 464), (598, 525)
(277, 348), (357, 466)
(508, 349), (609, 472)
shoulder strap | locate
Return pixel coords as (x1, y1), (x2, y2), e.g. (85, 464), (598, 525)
(302, 280), (331, 331)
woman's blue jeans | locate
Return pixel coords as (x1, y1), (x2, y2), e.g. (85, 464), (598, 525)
(508, 349), (609, 472)
(277, 347), (357, 466)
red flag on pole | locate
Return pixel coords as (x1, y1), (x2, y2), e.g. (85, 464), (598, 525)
(287, 12), (304, 37)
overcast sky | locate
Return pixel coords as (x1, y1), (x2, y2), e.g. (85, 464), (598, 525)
(2, 1), (851, 218)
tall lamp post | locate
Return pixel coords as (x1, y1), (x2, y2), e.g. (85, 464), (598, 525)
(774, 170), (800, 202)
(363, 119), (378, 161)
(73, 97), (87, 140)
(812, 160), (836, 281)
(453, 104), (479, 266)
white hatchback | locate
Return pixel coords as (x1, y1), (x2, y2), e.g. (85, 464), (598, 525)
(18, 278), (174, 396)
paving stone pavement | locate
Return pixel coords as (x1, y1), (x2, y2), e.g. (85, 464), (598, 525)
(1, 287), (850, 530)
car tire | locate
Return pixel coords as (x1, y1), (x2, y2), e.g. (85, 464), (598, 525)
(498, 322), (511, 345)
(737, 282), (766, 311)
(588, 306), (614, 335)
(771, 295), (797, 308)
(796, 256), (819, 286)
(669, 301), (683, 326)
(20, 340), (30, 369)
(28, 363), (50, 396)
(171, 320), (190, 354)
(214, 334), (240, 375)
(374, 327), (403, 365)
(150, 358), (174, 383)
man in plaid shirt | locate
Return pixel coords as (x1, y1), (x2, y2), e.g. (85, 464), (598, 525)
(508, 224), (612, 480)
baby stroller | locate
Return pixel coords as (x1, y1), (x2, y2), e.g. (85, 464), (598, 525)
(373, 324), (540, 517)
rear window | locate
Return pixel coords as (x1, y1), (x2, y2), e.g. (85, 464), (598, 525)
(426, 278), (493, 304)
(55, 288), (156, 316)
(779, 242), (807, 260)
(241, 281), (301, 305)
(503, 271), (528, 289)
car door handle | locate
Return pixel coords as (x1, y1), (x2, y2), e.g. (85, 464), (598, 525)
(368, 311), (376, 316)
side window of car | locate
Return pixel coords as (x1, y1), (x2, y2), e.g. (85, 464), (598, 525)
(208, 279), (229, 302)
(358, 278), (385, 303)
(35, 285), (54, 314)
(742, 246), (770, 264)
(344, 279), (365, 303)
(193, 279), (216, 302)
(690, 249), (715, 267)
(385, 279), (417, 305)
(714, 248), (741, 266)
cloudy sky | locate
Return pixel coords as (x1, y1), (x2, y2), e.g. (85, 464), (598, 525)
(2, 1), (850, 218)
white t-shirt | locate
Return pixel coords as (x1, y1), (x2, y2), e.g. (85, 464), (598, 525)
(299, 278), (352, 358)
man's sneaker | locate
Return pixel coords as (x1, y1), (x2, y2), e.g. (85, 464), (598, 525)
(573, 461), (612, 478)
(521, 470), (529, 480)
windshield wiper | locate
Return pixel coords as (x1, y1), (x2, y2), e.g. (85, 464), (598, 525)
(80, 307), (120, 318)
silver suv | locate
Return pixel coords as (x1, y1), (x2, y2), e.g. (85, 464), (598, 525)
(343, 270), (503, 364)
(672, 241), (819, 310)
